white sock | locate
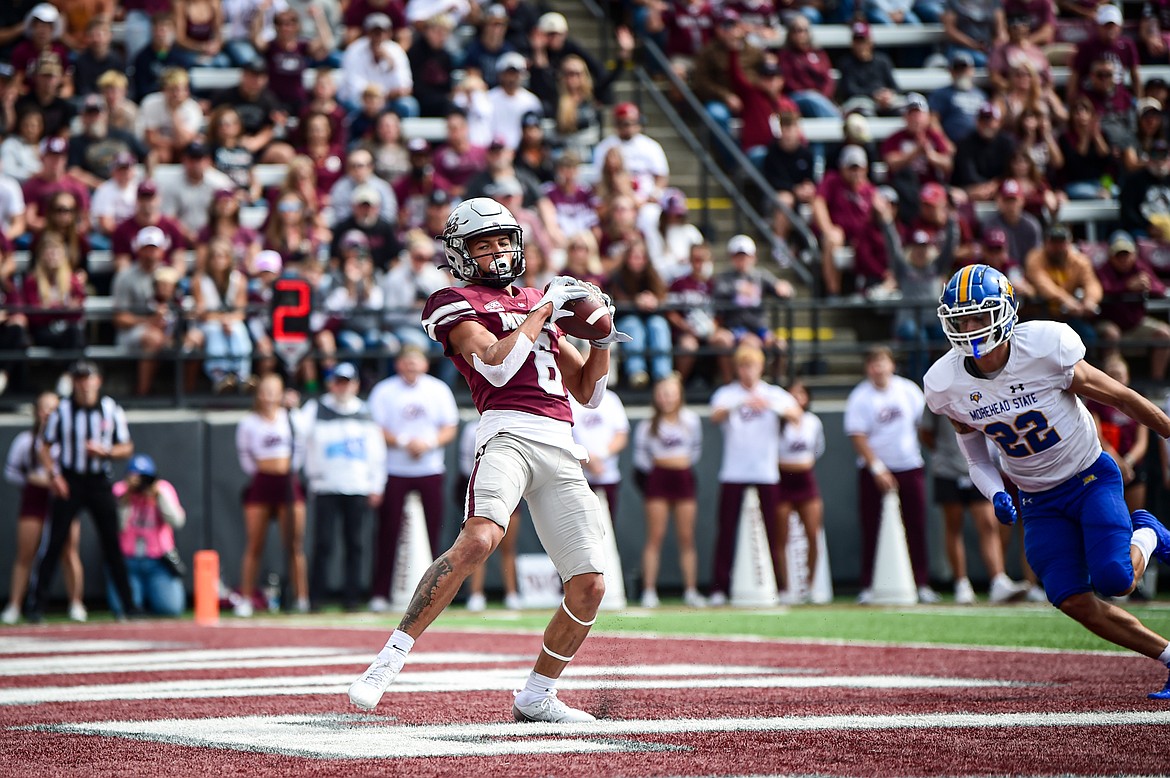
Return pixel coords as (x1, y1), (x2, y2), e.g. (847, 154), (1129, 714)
(516, 671), (558, 705)
(1159, 643), (1170, 668)
(378, 629), (415, 662)
(1132, 528), (1158, 569)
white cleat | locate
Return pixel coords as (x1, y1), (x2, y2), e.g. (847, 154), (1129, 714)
(233, 600), (254, 618)
(466, 593), (487, 612)
(989, 574), (1029, 603)
(917, 586), (942, 604)
(856, 588), (874, 605)
(68, 602), (88, 622)
(348, 650), (407, 710)
(954, 578), (976, 605)
(504, 592), (523, 611)
(1, 604), (19, 625)
(368, 596), (391, 613)
(640, 589), (660, 609)
(707, 591), (728, 607)
(1025, 584), (1048, 603)
(682, 588), (707, 608)
(512, 690), (596, 723)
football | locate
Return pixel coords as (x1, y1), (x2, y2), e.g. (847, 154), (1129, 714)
(557, 290), (612, 341)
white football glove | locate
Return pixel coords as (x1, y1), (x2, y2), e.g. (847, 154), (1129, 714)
(535, 282), (590, 322)
(589, 305), (633, 349)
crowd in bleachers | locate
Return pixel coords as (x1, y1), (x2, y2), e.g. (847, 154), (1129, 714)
(0, 0), (1168, 401)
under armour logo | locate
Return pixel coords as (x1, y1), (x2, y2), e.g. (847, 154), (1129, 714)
(1020, 497), (1032, 506)
(1010, 383), (1025, 393)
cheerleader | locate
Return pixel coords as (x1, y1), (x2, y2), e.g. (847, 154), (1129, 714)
(235, 374), (307, 616)
(2, 392), (86, 624)
(634, 374), (704, 608)
(776, 381), (826, 604)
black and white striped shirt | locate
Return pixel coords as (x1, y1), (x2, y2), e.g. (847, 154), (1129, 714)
(44, 396), (131, 477)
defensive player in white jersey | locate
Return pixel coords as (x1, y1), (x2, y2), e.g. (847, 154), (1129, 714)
(348, 197), (630, 722)
(925, 263), (1170, 699)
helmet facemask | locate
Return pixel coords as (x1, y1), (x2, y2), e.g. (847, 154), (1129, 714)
(440, 198), (526, 289)
(938, 296), (1017, 358)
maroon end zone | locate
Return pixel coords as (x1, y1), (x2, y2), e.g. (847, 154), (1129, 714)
(0, 622), (1166, 777)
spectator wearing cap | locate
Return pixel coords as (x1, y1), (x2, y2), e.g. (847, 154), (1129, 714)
(26, 360), (138, 623)
(729, 52), (799, 166)
(1123, 99), (1168, 174)
(160, 143), (235, 244)
(342, 0), (408, 48)
(0, 109), (45, 184)
(10, 4), (73, 94)
(258, 7), (336, 112)
(112, 226), (183, 395)
(776, 17), (841, 118)
(21, 137), (90, 236)
(380, 228), (452, 357)
(648, 188), (705, 282)
(462, 4), (517, 89)
(392, 139), (455, 233)
(339, 13), (417, 116)
(1024, 224), (1103, 345)
(1056, 94), (1117, 201)
(365, 344), (458, 609)
(108, 453), (187, 617)
(20, 231), (85, 351)
(877, 218), (950, 380)
(978, 227), (1034, 298)
(988, 13), (1052, 94)
(211, 58), (297, 165)
(529, 12), (631, 109)
(836, 22), (904, 117)
(515, 111), (556, 185)
(928, 52), (988, 144)
(942, 0), (1005, 69)
(111, 181), (189, 275)
(952, 103), (1016, 201)
(97, 71), (138, 136)
(329, 185), (401, 273)
(899, 182), (971, 270)
(299, 363), (386, 611)
(324, 232), (399, 359)
(433, 108), (488, 197)
(137, 68), (202, 164)
(486, 52), (544, 151)
(592, 102), (671, 210)
(981, 177), (1043, 264)
(129, 13), (184, 102)
(880, 93), (954, 207)
(66, 96), (145, 192)
(73, 18), (122, 99)
(1096, 231), (1170, 379)
(327, 149), (398, 227)
(1120, 140), (1170, 237)
(14, 52), (73, 137)
(192, 236), (253, 392)
(407, 15), (457, 117)
(711, 234), (794, 379)
(692, 10), (763, 143)
(1069, 4), (1141, 105)
(811, 144), (892, 296)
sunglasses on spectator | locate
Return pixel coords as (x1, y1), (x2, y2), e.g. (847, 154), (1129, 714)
(52, 206), (75, 213)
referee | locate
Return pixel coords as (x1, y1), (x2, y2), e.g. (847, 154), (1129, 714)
(27, 361), (138, 621)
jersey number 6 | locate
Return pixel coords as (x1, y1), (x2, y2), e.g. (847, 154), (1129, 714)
(985, 410), (1062, 459)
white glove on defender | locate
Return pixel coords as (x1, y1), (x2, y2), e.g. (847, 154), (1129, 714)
(535, 277), (590, 322)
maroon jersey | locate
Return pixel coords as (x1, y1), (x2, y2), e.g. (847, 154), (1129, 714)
(422, 284), (574, 424)
(264, 39), (312, 109)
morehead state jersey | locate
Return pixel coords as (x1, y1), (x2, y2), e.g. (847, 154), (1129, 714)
(924, 321), (1101, 492)
(422, 285), (574, 424)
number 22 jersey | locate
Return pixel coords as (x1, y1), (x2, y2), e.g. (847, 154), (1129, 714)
(924, 320), (1101, 493)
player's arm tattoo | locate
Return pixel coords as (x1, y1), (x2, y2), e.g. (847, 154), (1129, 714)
(398, 554), (455, 633)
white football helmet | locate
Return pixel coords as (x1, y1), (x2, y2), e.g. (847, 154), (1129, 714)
(439, 197), (525, 288)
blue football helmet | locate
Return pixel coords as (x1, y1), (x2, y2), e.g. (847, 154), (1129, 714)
(938, 264), (1019, 358)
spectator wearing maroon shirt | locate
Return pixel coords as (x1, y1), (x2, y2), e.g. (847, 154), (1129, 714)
(1083, 58), (1138, 148)
(812, 145), (891, 296)
(1069, 5), (1142, 105)
(1001, 0), (1054, 45)
(21, 138), (89, 236)
(393, 140), (454, 234)
(342, 0), (408, 48)
(433, 109), (487, 197)
(20, 232), (85, 350)
(660, 0), (715, 61)
(728, 52), (798, 166)
(260, 8), (335, 112)
(1096, 230), (1170, 380)
(776, 17), (840, 118)
(691, 10), (762, 153)
(880, 93), (954, 197)
(666, 242), (735, 384)
(10, 4), (72, 96)
(899, 182), (969, 271)
(111, 181), (189, 275)
(296, 112), (347, 202)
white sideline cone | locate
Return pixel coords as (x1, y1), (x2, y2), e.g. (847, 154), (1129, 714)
(784, 512), (834, 604)
(730, 488), (780, 607)
(390, 493), (435, 610)
(594, 488), (627, 611)
(870, 490), (917, 605)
